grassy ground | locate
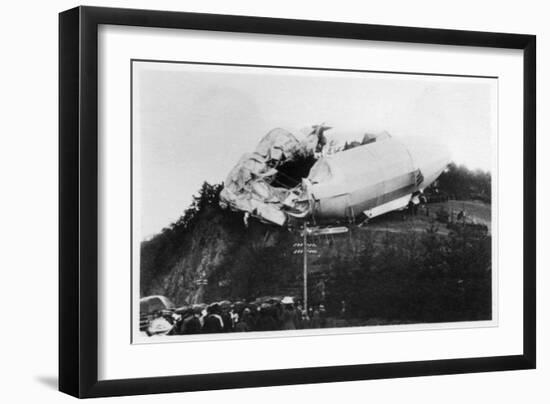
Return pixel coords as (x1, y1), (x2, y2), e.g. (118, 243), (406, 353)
(429, 200), (491, 232)
(367, 199), (491, 234)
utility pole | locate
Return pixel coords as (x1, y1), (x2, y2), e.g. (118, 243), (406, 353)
(303, 221), (308, 315)
(293, 224), (347, 315)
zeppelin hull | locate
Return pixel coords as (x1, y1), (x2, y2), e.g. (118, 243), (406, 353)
(307, 136), (449, 221)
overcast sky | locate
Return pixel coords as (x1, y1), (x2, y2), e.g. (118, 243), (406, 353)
(133, 61), (496, 238)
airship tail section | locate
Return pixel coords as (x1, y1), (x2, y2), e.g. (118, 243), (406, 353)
(400, 136), (451, 190)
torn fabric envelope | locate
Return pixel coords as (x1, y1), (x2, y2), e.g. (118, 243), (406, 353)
(220, 125), (328, 226)
(255, 128), (301, 163)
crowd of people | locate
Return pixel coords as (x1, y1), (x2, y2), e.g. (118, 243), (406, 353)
(143, 297), (330, 336)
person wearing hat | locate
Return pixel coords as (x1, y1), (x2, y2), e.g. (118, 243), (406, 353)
(234, 308), (251, 332)
(203, 303), (224, 333)
(294, 304), (303, 329)
(244, 303), (259, 331)
(184, 310), (203, 334)
(301, 308), (310, 329)
(319, 304), (327, 328)
(281, 297), (297, 330)
(311, 306), (321, 328)
(256, 303), (277, 331)
(220, 304), (233, 333)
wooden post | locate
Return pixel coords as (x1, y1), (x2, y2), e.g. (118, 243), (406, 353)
(303, 221), (308, 315)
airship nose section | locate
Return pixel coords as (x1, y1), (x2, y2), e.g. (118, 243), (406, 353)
(401, 136), (451, 189)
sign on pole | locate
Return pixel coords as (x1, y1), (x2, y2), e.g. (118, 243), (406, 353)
(301, 226), (349, 237)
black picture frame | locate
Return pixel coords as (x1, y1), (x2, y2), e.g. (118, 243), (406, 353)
(59, 5), (536, 398)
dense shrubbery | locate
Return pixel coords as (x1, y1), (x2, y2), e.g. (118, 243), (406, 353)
(325, 224), (492, 323)
(431, 163), (491, 203)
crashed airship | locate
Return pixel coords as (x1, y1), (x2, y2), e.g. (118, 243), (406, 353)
(219, 125), (450, 227)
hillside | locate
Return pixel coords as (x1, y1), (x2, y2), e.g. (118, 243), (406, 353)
(140, 182), (297, 305)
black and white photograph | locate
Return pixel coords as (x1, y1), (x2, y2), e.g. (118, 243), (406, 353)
(133, 60), (496, 341)
(1, 0), (542, 401)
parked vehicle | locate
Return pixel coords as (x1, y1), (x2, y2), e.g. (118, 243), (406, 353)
(139, 295), (177, 335)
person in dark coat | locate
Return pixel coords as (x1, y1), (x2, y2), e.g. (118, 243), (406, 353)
(256, 304), (277, 331)
(319, 304), (327, 328)
(221, 309), (233, 333)
(203, 303), (224, 333)
(294, 305), (303, 329)
(281, 297), (297, 330)
(301, 310), (311, 329)
(240, 304), (258, 331)
(234, 308), (251, 332)
(184, 313), (203, 334)
(311, 307), (321, 328)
